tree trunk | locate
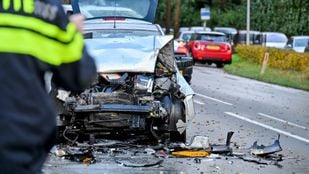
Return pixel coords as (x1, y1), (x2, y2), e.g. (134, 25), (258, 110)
(174, 0), (181, 37)
(165, 0), (171, 34)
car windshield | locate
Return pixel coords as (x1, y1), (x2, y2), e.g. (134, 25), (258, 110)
(85, 29), (161, 38)
(182, 33), (192, 41)
(266, 34), (287, 42)
(199, 34), (226, 42)
(78, 0), (150, 19)
(294, 38), (309, 47)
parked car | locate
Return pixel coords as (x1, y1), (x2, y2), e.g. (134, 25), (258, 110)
(175, 30), (195, 42)
(254, 32), (288, 48)
(186, 31), (232, 68)
(55, 0), (194, 143)
(173, 30), (195, 57)
(179, 27), (190, 32)
(189, 26), (211, 32)
(285, 36), (309, 53)
(305, 44), (309, 53)
(213, 27), (237, 46)
(235, 30), (260, 45)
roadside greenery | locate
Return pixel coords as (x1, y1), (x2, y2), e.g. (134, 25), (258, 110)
(236, 45), (309, 72)
(224, 54), (309, 91)
(156, 0), (309, 37)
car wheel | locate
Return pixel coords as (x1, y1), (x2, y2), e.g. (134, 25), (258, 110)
(185, 75), (192, 84)
(216, 63), (224, 68)
(169, 99), (186, 142)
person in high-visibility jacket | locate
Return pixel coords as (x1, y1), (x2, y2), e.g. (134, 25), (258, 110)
(0, 0), (97, 173)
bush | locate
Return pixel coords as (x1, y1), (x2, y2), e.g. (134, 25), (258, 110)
(235, 45), (309, 72)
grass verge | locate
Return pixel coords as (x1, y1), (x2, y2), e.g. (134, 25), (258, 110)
(224, 54), (309, 91)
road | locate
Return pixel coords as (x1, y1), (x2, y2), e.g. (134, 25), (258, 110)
(43, 64), (309, 174)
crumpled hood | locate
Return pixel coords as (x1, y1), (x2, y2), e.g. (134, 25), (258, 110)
(85, 35), (173, 73)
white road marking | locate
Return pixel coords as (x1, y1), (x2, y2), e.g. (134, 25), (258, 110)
(225, 112), (309, 144)
(258, 113), (308, 130)
(195, 93), (233, 106)
(193, 100), (205, 105)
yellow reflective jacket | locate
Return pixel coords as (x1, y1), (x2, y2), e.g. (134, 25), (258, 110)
(0, 1), (96, 173)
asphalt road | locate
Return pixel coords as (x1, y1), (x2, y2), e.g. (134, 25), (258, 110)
(189, 64), (309, 173)
(43, 64), (309, 174)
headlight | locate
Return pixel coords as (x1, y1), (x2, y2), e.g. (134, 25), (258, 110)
(134, 75), (154, 94)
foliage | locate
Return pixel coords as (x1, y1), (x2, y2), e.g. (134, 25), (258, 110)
(250, 0), (309, 36)
(235, 45), (309, 72)
(224, 54), (309, 91)
(155, 0), (309, 37)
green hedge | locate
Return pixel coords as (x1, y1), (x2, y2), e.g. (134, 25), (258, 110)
(235, 45), (309, 72)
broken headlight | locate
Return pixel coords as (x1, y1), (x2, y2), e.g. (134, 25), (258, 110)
(134, 75), (154, 94)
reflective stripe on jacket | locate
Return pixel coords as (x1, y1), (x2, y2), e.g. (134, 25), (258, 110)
(0, 0), (96, 173)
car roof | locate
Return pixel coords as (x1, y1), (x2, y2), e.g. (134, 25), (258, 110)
(261, 32), (286, 36)
(189, 26), (211, 31)
(291, 36), (309, 39)
(238, 30), (260, 34)
(195, 31), (226, 36)
(179, 30), (195, 34)
(214, 27), (237, 34)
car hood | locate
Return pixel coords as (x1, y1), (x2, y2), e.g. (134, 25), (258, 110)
(71, 0), (158, 23)
(85, 35), (174, 73)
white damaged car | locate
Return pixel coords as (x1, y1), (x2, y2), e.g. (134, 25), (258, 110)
(55, 0), (194, 143)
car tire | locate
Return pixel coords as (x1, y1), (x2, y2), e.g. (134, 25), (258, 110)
(216, 63), (224, 68)
(169, 99), (186, 142)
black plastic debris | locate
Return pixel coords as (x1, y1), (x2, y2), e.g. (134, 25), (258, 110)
(115, 156), (163, 167)
(250, 135), (282, 156)
(236, 154), (283, 167)
(211, 131), (234, 155)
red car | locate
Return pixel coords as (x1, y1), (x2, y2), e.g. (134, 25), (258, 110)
(186, 31), (232, 68)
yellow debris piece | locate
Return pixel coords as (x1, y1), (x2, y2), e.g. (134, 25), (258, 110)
(171, 150), (210, 157)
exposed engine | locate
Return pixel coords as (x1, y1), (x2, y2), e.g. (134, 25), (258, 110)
(55, 41), (187, 143)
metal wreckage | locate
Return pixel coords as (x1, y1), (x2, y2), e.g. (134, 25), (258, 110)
(53, 35), (195, 143)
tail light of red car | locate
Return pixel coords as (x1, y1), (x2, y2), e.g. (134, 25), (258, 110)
(194, 41), (201, 50)
(194, 41), (205, 50)
(223, 44), (232, 52)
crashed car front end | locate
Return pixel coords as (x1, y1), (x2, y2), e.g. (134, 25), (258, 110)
(56, 35), (194, 143)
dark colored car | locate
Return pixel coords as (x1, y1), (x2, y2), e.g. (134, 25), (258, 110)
(213, 27), (237, 45)
(235, 30), (260, 45)
(186, 31), (232, 68)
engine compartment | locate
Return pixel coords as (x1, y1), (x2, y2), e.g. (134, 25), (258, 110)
(55, 41), (187, 143)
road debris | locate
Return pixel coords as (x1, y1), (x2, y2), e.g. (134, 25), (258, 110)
(50, 132), (284, 168)
(172, 150), (210, 157)
(250, 135), (282, 156)
(210, 131), (234, 154)
(181, 135), (210, 149)
(115, 156), (163, 167)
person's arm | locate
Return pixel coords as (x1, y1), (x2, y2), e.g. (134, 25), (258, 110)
(50, 6), (96, 93)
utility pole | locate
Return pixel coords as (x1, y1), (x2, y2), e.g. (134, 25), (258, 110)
(174, 0), (180, 37)
(246, 0), (250, 45)
(165, 0), (171, 34)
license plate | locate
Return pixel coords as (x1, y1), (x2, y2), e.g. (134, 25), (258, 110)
(207, 45), (220, 50)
